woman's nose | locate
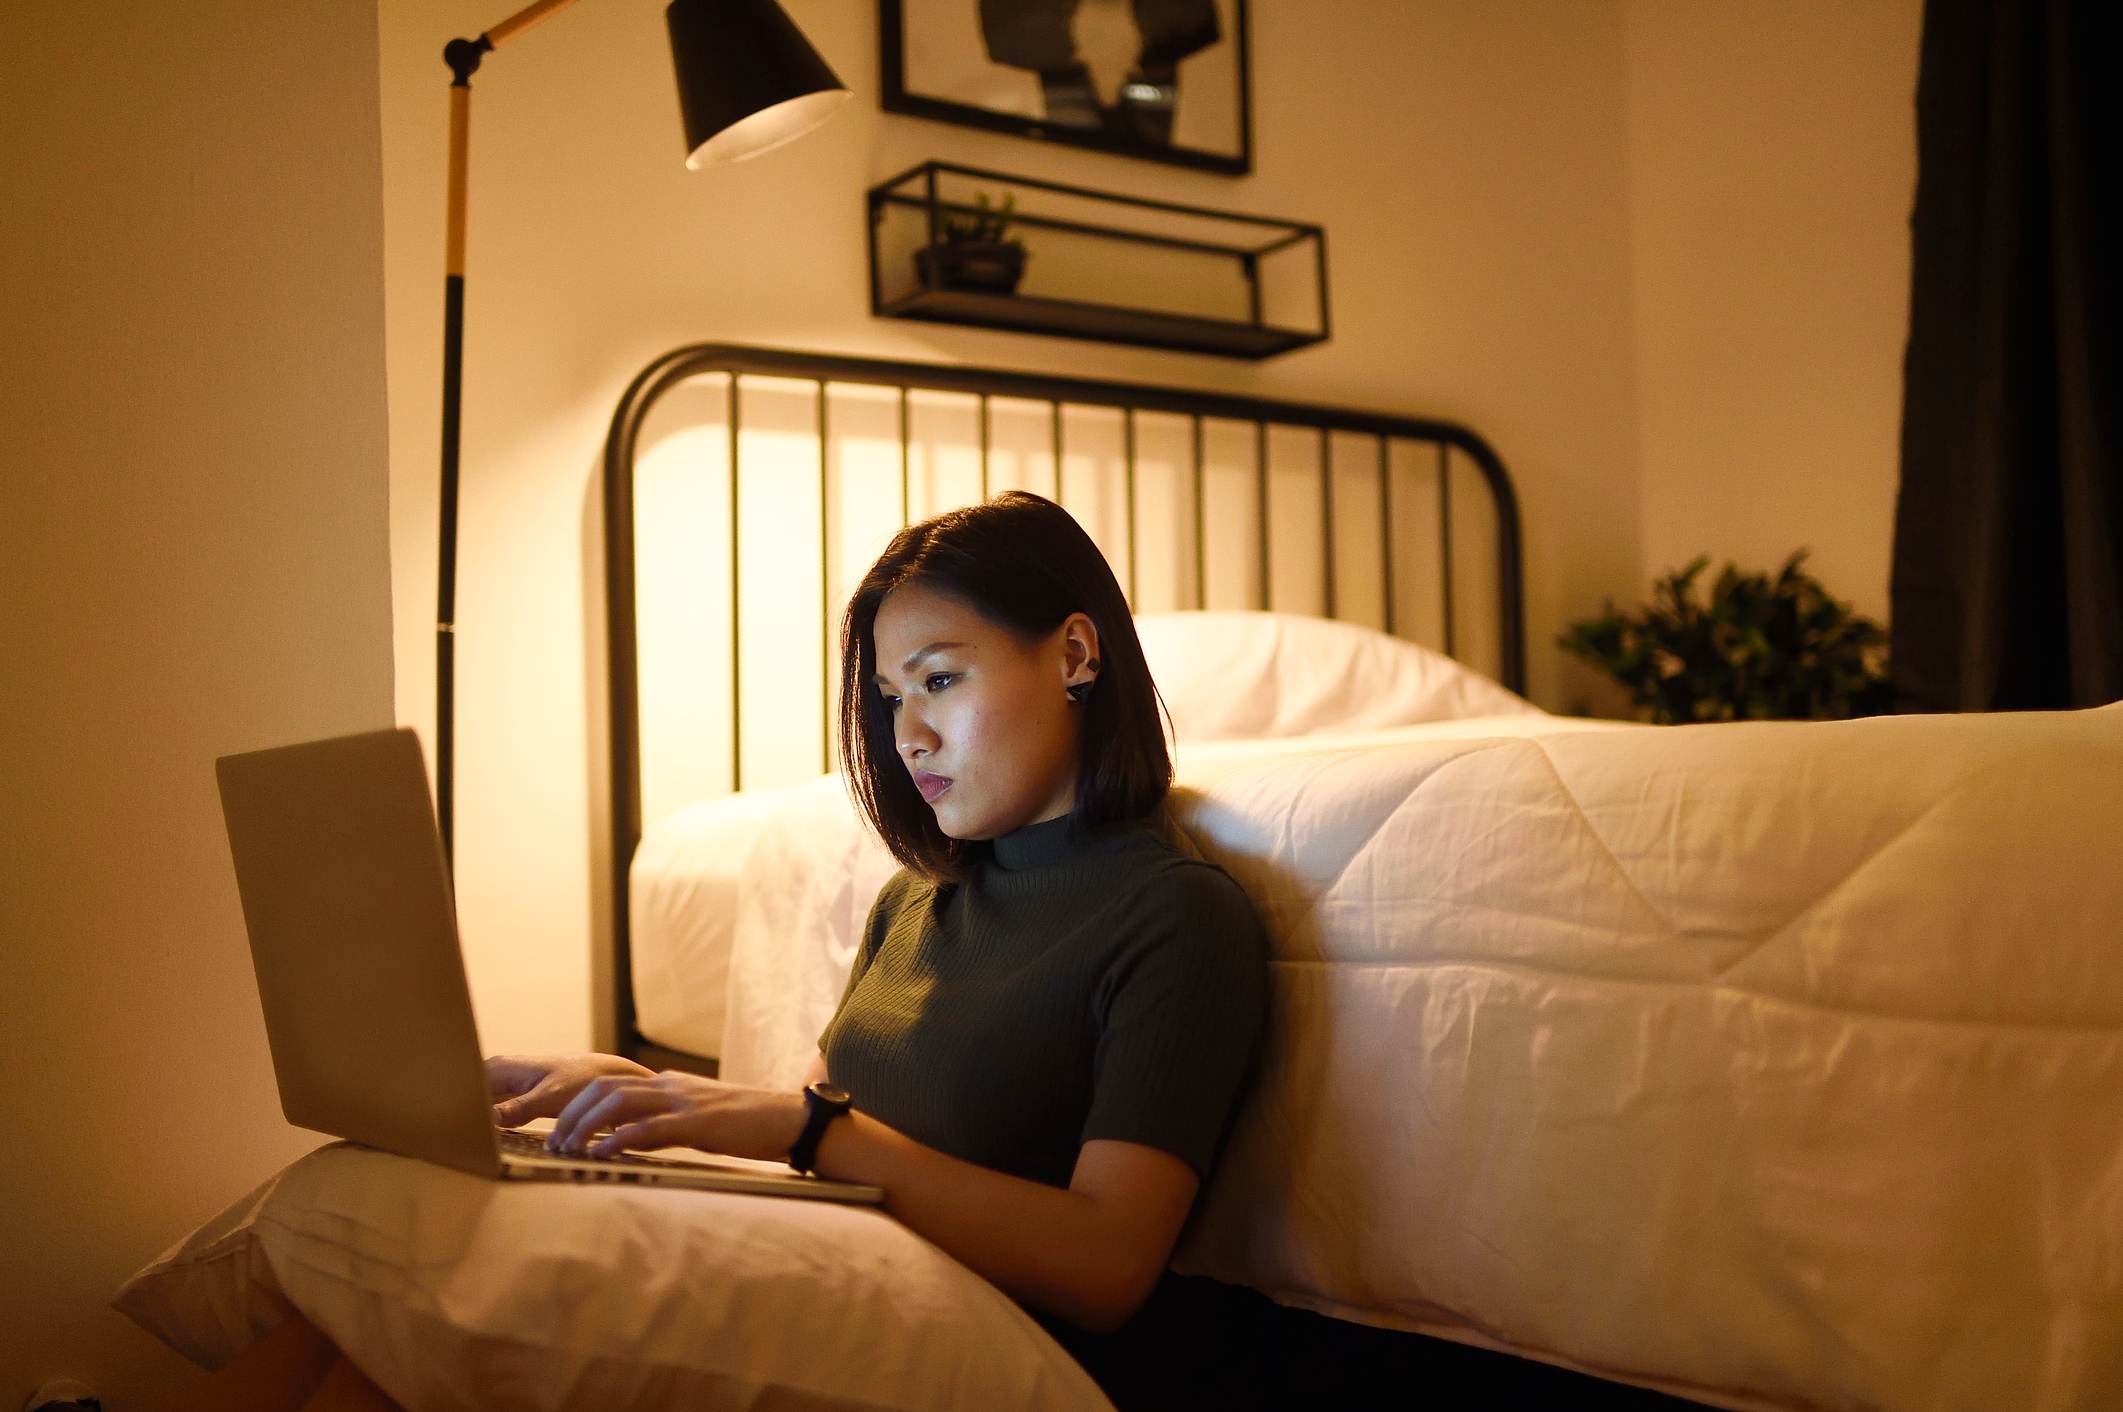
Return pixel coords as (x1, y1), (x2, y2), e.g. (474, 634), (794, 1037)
(896, 710), (938, 760)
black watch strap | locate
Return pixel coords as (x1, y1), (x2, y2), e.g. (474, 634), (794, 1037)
(787, 1082), (853, 1174)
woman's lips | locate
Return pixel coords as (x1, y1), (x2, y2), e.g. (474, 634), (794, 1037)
(913, 771), (953, 803)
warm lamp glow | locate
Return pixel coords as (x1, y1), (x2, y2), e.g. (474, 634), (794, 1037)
(667, 0), (847, 170)
(686, 88), (850, 169)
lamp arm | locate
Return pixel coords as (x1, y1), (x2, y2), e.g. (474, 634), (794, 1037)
(442, 0), (585, 83)
(484, 0), (586, 49)
(433, 0), (585, 877)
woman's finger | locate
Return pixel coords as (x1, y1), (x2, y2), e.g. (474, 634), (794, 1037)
(493, 1090), (553, 1125)
(548, 1076), (614, 1145)
(558, 1087), (638, 1150)
(550, 1078), (653, 1150)
(496, 1070), (582, 1125)
(494, 1081), (555, 1126)
(592, 1113), (677, 1157)
(483, 1056), (544, 1101)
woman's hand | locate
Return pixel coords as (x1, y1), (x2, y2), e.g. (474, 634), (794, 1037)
(485, 1052), (653, 1128)
(546, 1070), (809, 1164)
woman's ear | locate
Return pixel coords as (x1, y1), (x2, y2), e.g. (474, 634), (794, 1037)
(1059, 612), (1101, 691)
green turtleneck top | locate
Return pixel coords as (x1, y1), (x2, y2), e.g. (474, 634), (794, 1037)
(816, 808), (1269, 1193)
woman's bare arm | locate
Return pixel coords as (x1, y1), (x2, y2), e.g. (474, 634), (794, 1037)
(801, 1047), (1197, 1332)
(813, 1111), (1198, 1334)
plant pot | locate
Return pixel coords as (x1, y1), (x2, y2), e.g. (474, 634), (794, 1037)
(914, 240), (1026, 295)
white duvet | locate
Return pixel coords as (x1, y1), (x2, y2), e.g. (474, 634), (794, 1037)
(628, 712), (1619, 1086)
(632, 702), (2123, 1412)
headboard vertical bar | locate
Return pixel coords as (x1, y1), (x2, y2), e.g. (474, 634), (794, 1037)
(1255, 420), (1270, 611)
(817, 379), (830, 776)
(1123, 407), (1138, 608)
(728, 373), (743, 792)
(1377, 435), (1395, 636)
(898, 386), (911, 526)
(1319, 425), (1335, 619)
(1050, 401), (1063, 502)
(1438, 441), (1456, 658)
(1191, 415), (1207, 610)
(978, 393), (990, 502)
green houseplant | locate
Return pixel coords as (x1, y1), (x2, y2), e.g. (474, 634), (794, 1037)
(1558, 549), (1893, 723)
(914, 191), (1028, 296)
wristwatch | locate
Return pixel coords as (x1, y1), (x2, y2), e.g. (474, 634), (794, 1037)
(787, 1081), (854, 1175)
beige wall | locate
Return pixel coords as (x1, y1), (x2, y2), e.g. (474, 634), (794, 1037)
(377, 1), (1919, 1061)
(1, 2), (396, 1406)
(0, 0), (1920, 1399)
(377, 0), (1651, 1059)
(1624, 0), (1921, 625)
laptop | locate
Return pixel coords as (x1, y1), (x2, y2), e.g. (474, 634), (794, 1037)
(214, 725), (884, 1205)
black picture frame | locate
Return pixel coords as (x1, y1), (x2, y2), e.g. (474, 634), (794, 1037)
(879, 0), (1252, 176)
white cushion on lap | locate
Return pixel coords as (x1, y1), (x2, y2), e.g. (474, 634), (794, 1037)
(110, 1142), (1114, 1412)
(1132, 610), (1538, 741)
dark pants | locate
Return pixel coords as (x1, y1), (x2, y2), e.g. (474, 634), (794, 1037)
(1033, 1273), (1284, 1410)
(1035, 1274), (1721, 1411)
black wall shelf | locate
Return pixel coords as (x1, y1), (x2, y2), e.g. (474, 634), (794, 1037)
(866, 161), (1328, 361)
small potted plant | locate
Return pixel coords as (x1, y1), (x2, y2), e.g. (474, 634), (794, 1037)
(915, 191), (1028, 296)
(1558, 548), (1893, 723)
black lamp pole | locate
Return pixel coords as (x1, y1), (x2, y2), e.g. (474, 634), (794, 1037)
(433, 0), (847, 875)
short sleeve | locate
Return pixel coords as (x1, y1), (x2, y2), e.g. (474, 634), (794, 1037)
(1079, 864), (1270, 1182)
(818, 869), (916, 1052)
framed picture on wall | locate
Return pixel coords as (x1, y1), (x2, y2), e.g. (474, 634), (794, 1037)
(880, 0), (1252, 175)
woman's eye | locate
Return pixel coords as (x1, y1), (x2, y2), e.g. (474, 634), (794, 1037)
(877, 674), (949, 708)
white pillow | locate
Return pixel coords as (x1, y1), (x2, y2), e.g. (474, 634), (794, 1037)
(111, 1142), (1112, 1411)
(1131, 610), (1538, 741)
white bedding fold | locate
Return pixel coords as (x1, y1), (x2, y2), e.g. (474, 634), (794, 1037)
(629, 714), (1625, 1081)
(629, 704), (2123, 1412)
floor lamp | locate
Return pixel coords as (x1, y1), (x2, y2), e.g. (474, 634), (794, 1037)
(436, 0), (847, 874)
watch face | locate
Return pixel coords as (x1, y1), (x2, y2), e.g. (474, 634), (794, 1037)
(812, 1083), (850, 1105)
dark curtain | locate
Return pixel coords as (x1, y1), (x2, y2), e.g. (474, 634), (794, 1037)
(1890, 0), (2121, 711)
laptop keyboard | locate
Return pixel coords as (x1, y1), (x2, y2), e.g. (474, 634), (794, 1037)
(496, 1126), (685, 1169)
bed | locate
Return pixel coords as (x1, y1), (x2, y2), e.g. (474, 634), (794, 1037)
(598, 346), (2123, 1409)
(114, 346), (2123, 1412)
(597, 342), (1530, 1079)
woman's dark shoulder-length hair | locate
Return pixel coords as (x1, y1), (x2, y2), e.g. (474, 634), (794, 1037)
(838, 490), (1171, 882)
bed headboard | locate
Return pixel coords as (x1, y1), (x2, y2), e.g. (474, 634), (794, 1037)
(598, 341), (1523, 1070)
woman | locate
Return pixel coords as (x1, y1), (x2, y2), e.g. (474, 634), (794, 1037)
(222, 491), (1275, 1410)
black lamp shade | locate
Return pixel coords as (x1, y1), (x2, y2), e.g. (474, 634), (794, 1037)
(667, 0), (849, 168)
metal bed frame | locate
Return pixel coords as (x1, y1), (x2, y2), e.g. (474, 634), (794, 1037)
(599, 342), (1524, 1074)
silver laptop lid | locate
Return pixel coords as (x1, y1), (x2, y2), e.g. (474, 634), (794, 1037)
(215, 727), (500, 1179)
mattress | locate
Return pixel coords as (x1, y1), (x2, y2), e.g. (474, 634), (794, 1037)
(632, 701), (2123, 1411)
(1171, 702), (2123, 1410)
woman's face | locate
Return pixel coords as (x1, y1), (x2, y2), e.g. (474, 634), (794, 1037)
(870, 582), (1098, 840)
